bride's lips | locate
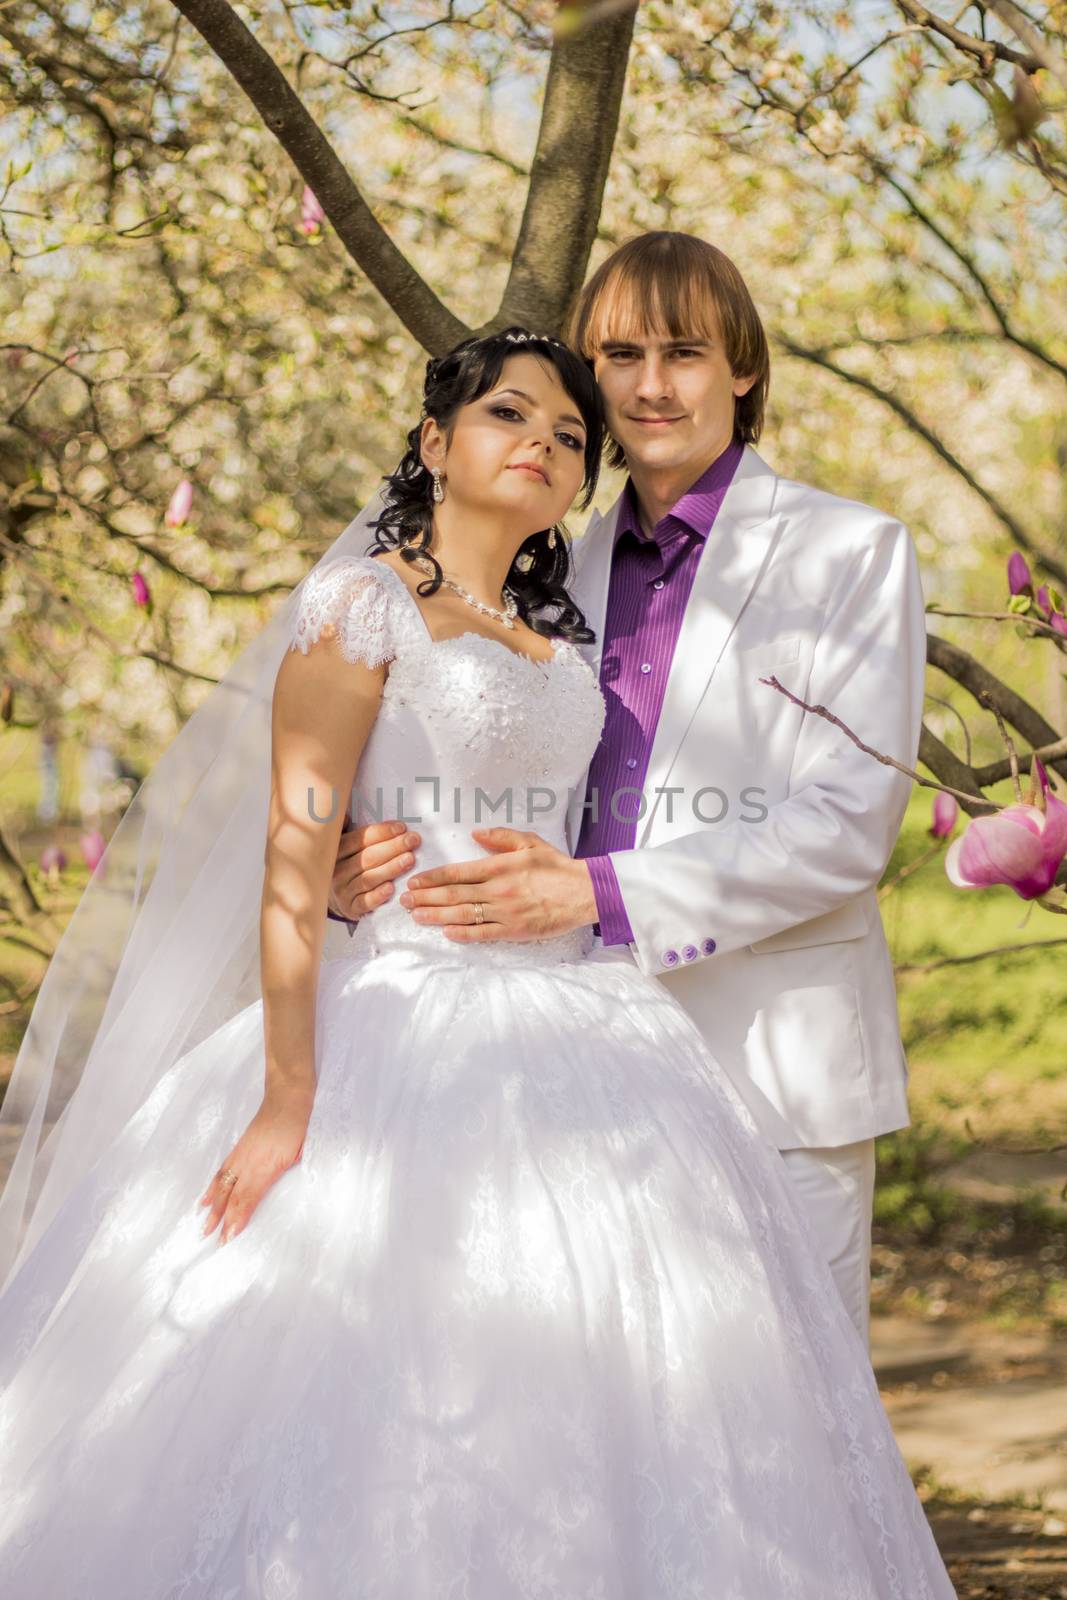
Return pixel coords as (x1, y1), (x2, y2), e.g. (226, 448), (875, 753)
(508, 463), (550, 484)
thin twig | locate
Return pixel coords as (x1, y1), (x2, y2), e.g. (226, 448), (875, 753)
(926, 605), (1067, 641)
(759, 676), (1001, 809)
(895, 936), (1067, 973)
(963, 1116), (1067, 1163)
(924, 692), (974, 767)
(878, 839), (946, 901)
(983, 695), (1023, 801)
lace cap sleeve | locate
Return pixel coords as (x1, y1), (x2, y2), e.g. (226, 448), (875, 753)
(287, 556), (396, 670)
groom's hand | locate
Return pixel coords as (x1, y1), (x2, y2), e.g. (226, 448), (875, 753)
(329, 819), (421, 923)
(398, 827), (598, 942)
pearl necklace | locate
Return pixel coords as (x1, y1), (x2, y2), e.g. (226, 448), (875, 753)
(415, 556), (519, 630)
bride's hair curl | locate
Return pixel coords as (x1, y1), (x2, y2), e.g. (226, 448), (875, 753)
(367, 327), (604, 644)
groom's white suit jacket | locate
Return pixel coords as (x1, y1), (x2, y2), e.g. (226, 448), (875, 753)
(564, 445), (927, 1151)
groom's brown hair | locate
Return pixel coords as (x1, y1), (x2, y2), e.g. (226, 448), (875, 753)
(567, 231), (770, 469)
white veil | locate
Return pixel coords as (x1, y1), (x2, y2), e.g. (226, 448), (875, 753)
(0, 493), (386, 1293)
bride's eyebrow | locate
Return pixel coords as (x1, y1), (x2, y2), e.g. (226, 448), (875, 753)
(490, 387), (586, 431)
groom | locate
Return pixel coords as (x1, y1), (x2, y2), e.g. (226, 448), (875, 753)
(327, 230), (926, 1343)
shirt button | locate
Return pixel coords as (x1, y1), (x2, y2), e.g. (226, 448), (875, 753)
(661, 948), (680, 968)
(701, 938), (717, 956)
(652, 579), (665, 590)
(640, 662), (652, 674)
(682, 944), (699, 962)
(625, 757), (637, 770)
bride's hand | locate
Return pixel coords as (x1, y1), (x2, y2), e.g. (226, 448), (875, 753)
(197, 1085), (316, 1246)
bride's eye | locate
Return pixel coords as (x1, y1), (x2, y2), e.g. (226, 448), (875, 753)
(490, 405), (524, 422)
(556, 431), (584, 451)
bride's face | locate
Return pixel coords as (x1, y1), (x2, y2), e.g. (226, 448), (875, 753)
(423, 354), (588, 535)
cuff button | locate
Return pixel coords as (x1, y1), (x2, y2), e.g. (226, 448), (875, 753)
(682, 944), (699, 962)
(700, 938), (717, 956)
(660, 948), (680, 968)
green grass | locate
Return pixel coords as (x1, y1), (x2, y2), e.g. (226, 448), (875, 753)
(881, 785), (1067, 1144)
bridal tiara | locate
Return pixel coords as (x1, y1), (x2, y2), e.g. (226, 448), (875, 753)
(502, 330), (567, 347)
(423, 329), (570, 397)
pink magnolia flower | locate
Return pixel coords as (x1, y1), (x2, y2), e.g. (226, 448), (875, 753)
(1007, 551), (1032, 595)
(1032, 583), (1067, 635)
(131, 571), (151, 609)
(945, 758), (1067, 899)
(930, 791), (958, 838)
(299, 186), (325, 236)
(165, 479), (193, 528)
(79, 830), (107, 873)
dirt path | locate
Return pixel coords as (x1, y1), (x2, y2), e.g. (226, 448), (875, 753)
(873, 1312), (1067, 1594)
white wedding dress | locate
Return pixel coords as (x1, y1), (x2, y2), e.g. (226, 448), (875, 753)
(0, 554), (956, 1599)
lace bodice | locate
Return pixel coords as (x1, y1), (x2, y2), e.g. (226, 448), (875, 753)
(287, 554), (607, 966)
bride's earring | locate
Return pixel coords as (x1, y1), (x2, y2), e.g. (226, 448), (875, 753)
(547, 526), (558, 551)
(431, 468), (445, 504)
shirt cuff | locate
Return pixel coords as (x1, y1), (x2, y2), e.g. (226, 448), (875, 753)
(585, 854), (634, 946)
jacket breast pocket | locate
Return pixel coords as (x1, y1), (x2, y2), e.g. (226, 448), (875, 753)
(735, 635), (801, 678)
(747, 896), (870, 955)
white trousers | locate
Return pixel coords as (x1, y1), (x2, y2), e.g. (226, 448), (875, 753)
(778, 1139), (877, 1345)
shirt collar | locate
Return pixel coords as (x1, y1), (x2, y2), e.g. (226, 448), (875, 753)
(617, 438), (745, 547)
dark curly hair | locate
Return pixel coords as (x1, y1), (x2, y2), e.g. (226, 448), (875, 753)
(366, 327), (604, 644)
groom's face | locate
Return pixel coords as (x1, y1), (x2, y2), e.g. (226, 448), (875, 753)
(591, 316), (754, 479)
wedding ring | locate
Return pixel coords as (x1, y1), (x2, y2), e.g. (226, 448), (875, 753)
(473, 902), (485, 925)
(219, 1168), (238, 1187)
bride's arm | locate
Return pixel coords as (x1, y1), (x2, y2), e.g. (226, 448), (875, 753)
(260, 632), (385, 1101)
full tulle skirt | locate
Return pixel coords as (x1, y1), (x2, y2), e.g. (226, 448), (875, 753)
(0, 940), (955, 1598)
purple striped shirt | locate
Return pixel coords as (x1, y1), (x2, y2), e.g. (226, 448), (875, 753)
(575, 440), (744, 945)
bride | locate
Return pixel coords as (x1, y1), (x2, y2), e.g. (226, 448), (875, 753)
(0, 327), (956, 1597)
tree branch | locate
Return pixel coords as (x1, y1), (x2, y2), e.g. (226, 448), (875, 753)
(864, 162), (1067, 384)
(974, 734), (1067, 786)
(896, 937), (1067, 973)
(918, 725), (992, 815)
(985, 0), (1067, 96)
(488, 4), (638, 334)
(926, 633), (1067, 782)
(169, 0), (468, 353)
(893, 0), (1043, 72)
(778, 335), (1067, 585)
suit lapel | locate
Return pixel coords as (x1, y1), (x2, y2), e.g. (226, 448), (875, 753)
(565, 493), (623, 849)
(565, 449), (787, 853)
(570, 495), (622, 681)
(636, 446), (785, 845)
